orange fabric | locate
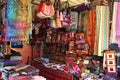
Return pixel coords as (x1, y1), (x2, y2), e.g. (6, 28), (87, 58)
(87, 8), (96, 54)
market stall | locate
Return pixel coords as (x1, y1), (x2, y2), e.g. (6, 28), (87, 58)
(0, 0), (120, 80)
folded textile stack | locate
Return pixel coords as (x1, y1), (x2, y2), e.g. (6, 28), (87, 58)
(2, 66), (14, 80)
(1, 64), (39, 80)
(21, 66), (39, 76)
(9, 76), (46, 80)
(3, 60), (22, 67)
(9, 76), (31, 80)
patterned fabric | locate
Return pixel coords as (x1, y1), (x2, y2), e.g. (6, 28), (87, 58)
(95, 6), (110, 56)
(5, 0), (32, 41)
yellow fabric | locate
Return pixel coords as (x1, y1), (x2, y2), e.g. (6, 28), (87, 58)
(96, 6), (110, 56)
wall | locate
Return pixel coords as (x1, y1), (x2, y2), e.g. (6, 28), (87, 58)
(12, 45), (32, 63)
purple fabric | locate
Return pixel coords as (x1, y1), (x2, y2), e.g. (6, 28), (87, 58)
(116, 2), (120, 47)
(106, 73), (117, 79)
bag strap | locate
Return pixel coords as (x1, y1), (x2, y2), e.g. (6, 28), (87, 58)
(65, 0), (70, 9)
(54, 0), (61, 10)
(65, 0), (71, 16)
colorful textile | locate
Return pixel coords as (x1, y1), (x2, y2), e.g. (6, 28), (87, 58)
(95, 6), (110, 56)
(5, 0), (32, 41)
(87, 8), (96, 54)
(66, 12), (78, 32)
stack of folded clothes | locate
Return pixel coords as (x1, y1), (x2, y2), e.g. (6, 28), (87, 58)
(2, 64), (39, 80)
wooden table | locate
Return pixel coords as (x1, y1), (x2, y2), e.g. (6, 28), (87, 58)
(31, 60), (73, 80)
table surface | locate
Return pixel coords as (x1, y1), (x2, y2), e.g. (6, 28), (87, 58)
(31, 60), (73, 80)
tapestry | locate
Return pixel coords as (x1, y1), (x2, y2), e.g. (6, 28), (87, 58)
(5, 0), (32, 41)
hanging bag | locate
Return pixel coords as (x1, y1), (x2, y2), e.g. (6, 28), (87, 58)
(62, 1), (71, 28)
(37, 0), (55, 18)
(54, 0), (63, 28)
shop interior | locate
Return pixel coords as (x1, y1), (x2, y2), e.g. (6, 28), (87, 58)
(0, 0), (120, 80)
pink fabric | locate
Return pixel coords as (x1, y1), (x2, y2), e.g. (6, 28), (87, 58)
(9, 76), (30, 80)
(72, 64), (80, 72)
(116, 2), (120, 47)
(32, 76), (46, 80)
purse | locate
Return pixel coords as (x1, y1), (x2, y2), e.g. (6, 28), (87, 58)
(62, 1), (71, 28)
(37, 0), (55, 18)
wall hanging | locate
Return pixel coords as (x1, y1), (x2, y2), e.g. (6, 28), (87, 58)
(5, 0), (32, 42)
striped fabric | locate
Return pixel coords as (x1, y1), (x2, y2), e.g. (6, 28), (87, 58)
(95, 6), (110, 56)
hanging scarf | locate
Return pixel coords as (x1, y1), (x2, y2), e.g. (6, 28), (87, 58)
(88, 8), (96, 54)
(95, 6), (110, 56)
(5, 0), (32, 42)
(110, 2), (118, 44)
(116, 2), (120, 47)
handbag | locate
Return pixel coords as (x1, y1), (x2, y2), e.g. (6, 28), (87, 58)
(62, 1), (71, 27)
(37, 0), (55, 18)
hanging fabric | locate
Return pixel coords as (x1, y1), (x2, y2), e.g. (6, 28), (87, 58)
(87, 8), (96, 54)
(95, 6), (110, 56)
(5, 0), (32, 42)
(116, 2), (120, 48)
(110, 2), (118, 44)
(66, 11), (78, 32)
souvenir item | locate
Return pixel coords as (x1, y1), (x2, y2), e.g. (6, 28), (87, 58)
(66, 11), (78, 32)
(62, 2), (71, 28)
(37, 0), (54, 18)
(105, 51), (117, 73)
(69, 41), (74, 50)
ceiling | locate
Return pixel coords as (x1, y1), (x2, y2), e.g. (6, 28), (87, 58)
(31, 0), (90, 7)
(31, 0), (91, 17)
